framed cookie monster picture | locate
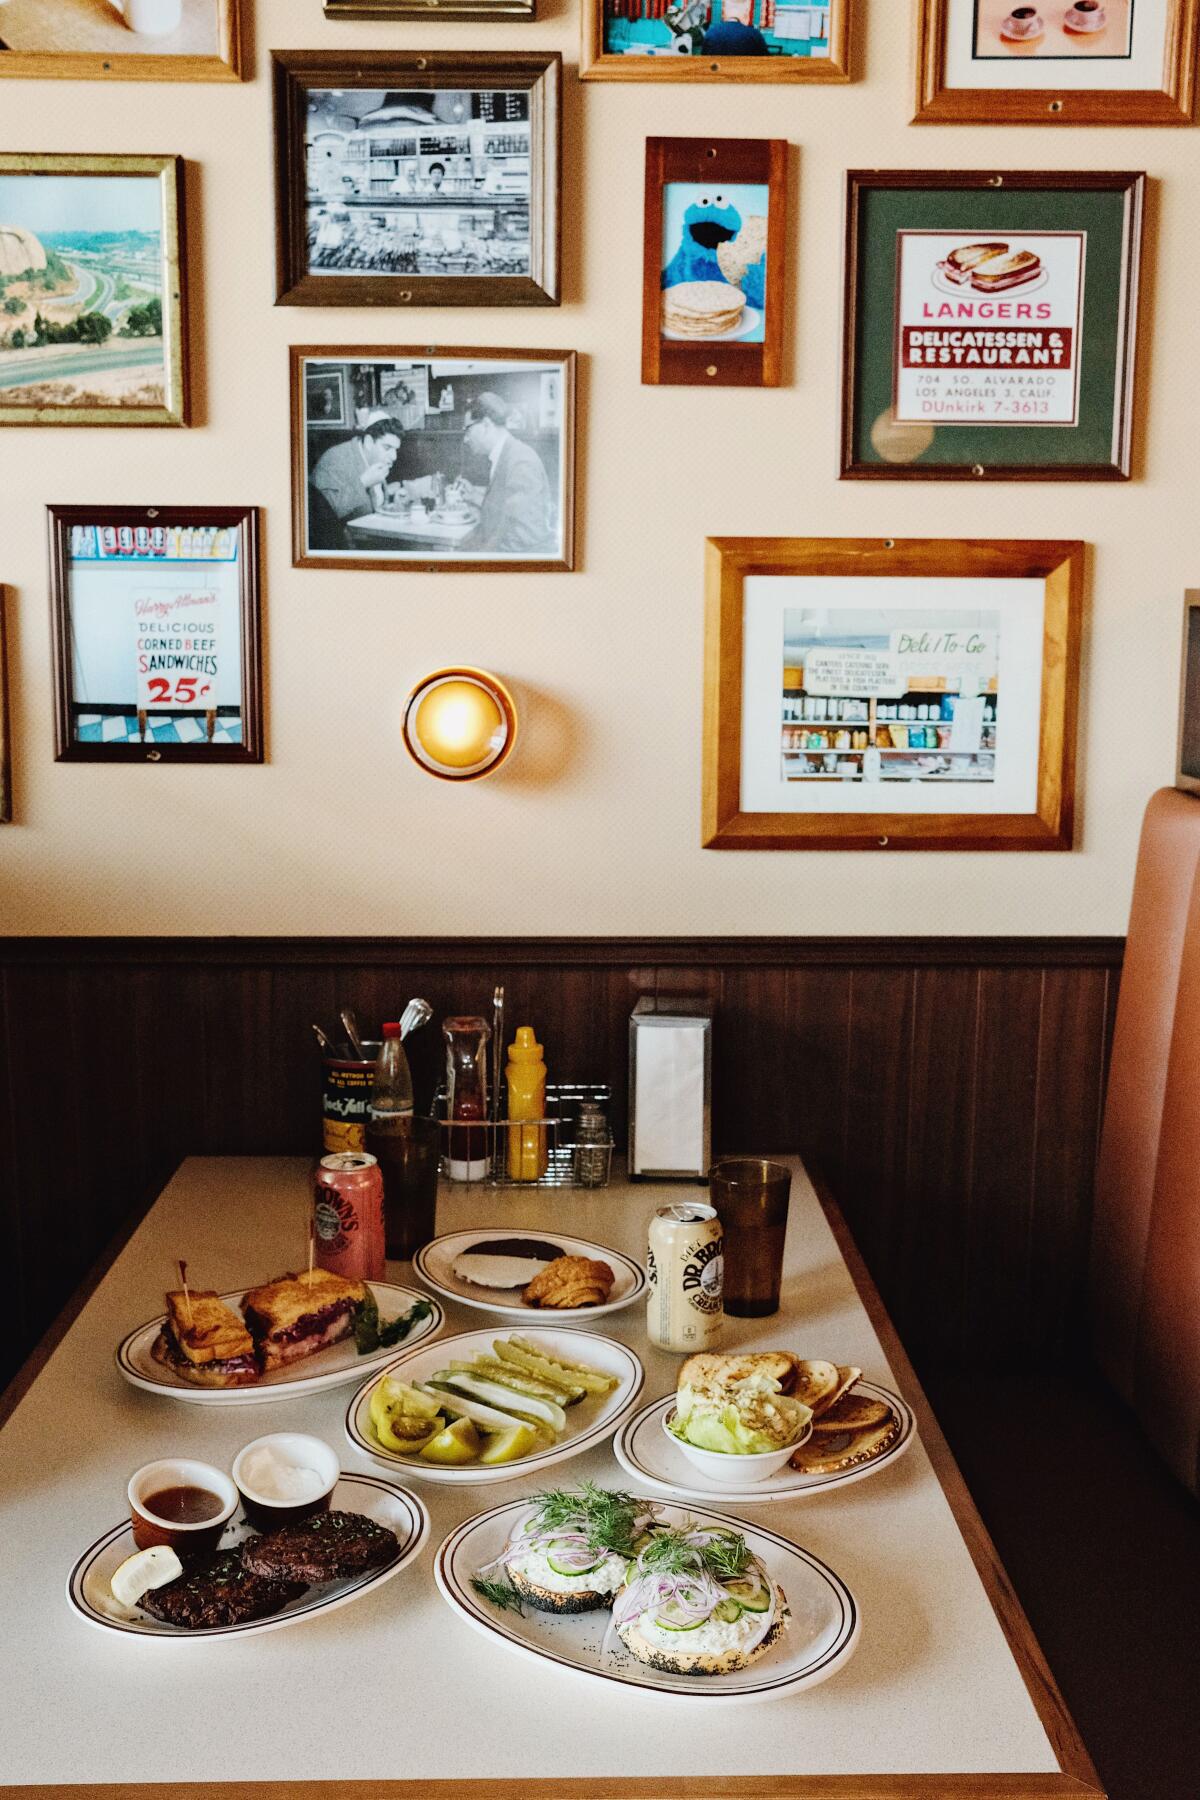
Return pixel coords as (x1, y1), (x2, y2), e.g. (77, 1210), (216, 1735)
(643, 138), (788, 387)
(583, 0), (850, 81)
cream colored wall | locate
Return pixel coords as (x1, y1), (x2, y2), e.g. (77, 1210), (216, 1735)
(0, 0), (1188, 936)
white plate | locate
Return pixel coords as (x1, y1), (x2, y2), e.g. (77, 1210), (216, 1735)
(67, 1473), (428, 1640)
(115, 1283), (444, 1406)
(414, 1228), (646, 1322)
(612, 1382), (915, 1504)
(662, 304), (763, 343)
(435, 1494), (859, 1704)
(345, 1325), (644, 1486)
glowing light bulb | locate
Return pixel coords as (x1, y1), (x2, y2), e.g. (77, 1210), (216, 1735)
(402, 668), (517, 781)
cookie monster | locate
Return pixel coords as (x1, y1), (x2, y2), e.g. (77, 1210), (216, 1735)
(663, 194), (744, 290)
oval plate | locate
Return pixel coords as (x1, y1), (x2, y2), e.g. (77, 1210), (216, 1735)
(115, 1283), (443, 1407)
(346, 1325), (644, 1486)
(68, 1472), (428, 1640)
(435, 1494), (859, 1704)
(612, 1382), (915, 1505)
(413, 1228), (647, 1322)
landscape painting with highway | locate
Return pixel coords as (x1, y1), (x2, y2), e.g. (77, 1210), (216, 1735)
(0, 154), (186, 425)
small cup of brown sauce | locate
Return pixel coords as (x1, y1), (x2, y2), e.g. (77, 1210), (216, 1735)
(128, 1459), (238, 1555)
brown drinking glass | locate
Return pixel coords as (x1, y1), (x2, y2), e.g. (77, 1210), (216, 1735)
(366, 1114), (442, 1261)
(709, 1158), (792, 1317)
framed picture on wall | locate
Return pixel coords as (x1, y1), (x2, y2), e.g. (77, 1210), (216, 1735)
(0, 154), (188, 428)
(290, 346), (576, 573)
(273, 51), (561, 308)
(840, 169), (1145, 481)
(0, 0), (243, 82)
(914, 0), (1198, 123)
(702, 536), (1083, 851)
(581, 0), (850, 81)
(47, 505), (263, 762)
(643, 137), (788, 388)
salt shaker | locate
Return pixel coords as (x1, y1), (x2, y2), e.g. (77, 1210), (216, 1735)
(574, 1102), (611, 1189)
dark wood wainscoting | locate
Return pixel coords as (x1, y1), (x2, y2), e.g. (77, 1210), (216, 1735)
(0, 936), (1122, 1393)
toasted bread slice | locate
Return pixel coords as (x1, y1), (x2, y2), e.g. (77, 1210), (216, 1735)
(150, 1327), (260, 1388)
(162, 1289), (253, 1366)
(242, 1268), (367, 1372)
(616, 1592), (788, 1676)
(787, 1359), (843, 1412)
(811, 1391), (892, 1435)
(790, 1410), (901, 1474)
(678, 1352), (798, 1395)
(810, 1364), (862, 1419)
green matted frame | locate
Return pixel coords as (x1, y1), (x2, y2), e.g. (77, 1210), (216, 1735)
(841, 169), (1145, 482)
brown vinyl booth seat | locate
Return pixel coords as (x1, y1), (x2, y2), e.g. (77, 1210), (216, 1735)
(1091, 787), (1200, 1498)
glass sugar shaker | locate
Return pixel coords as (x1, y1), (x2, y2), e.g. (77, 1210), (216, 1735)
(574, 1102), (611, 1189)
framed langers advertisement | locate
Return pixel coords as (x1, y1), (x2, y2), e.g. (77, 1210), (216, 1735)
(840, 170), (1145, 481)
(702, 537), (1083, 852)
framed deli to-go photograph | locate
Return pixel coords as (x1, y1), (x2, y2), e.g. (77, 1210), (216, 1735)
(914, 0), (1198, 124)
(0, 0), (242, 83)
(702, 537), (1083, 852)
(0, 154), (188, 427)
(273, 51), (560, 308)
(291, 347), (576, 573)
(580, 0), (850, 81)
(643, 137), (787, 388)
(48, 505), (263, 763)
(841, 169), (1144, 482)
(0, 587), (11, 823)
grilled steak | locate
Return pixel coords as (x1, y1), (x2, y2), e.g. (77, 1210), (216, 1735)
(240, 1510), (398, 1583)
(139, 1547), (307, 1629)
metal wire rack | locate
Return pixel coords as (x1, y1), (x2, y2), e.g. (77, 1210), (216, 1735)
(434, 1081), (613, 1189)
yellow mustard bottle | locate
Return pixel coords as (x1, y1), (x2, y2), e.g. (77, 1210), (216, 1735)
(506, 1026), (548, 1181)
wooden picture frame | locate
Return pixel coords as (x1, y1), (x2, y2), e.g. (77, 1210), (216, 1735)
(273, 51), (560, 309)
(324, 0), (534, 19)
(702, 536), (1083, 852)
(0, 587), (10, 823)
(915, 0), (1198, 124)
(0, 0), (242, 83)
(48, 504), (263, 763)
(290, 346), (576, 575)
(0, 154), (188, 429)
(581, 0), (850, 82)
(643, 137), (787, 388)
(841, 169), (1144, 482)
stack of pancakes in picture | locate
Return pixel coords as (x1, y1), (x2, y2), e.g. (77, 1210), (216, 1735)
(662, 281), (747, 339)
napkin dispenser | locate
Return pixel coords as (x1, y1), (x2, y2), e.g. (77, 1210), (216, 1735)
(628, 996), (712, 1179)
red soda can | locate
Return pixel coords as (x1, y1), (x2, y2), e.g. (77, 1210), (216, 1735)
(313, 1152), (385, 1280)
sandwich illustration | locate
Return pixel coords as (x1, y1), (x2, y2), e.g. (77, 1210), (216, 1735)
(937, 241), (1043, 293)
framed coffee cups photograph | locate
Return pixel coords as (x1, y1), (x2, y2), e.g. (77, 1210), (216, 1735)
(0, 0), (243, 83)
(581, 0), (850, 82)
(643, 137), (788, 388)
(273, 51), (561, 309)
(0, 154), (188, 428)
(840, 169), (1145, 482)
(702, 537), (1083, 851)
(48, 505), (263, 762)
(914, 0), (1198, 122)
(291, 347), (576, 573)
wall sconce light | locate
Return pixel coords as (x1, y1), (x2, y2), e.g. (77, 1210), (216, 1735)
(401, 667), (518, 781)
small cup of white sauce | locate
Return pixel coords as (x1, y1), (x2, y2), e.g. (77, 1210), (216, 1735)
(232, 1433), (340, 1529)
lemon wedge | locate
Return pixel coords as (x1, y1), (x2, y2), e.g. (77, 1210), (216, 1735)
(478, 1421), (538, 1465)
(419, 1418), (482, 1464)
(110, 1545), (183, 1608)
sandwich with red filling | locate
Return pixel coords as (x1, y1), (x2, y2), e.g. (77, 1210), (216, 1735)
(150, 1289), (260, 1389)
(241, 1268), (368, 1371)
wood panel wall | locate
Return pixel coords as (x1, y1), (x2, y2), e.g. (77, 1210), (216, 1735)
(0, 936), (1122, 1393)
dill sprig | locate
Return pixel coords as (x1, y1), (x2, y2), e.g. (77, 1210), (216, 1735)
(636, 1527), (754, 1582)
(698, 1530), (753, 1581)
(529, 1483), (642, 1554)
(471, 1576), (525, 1615)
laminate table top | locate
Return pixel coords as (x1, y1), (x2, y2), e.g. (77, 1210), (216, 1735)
(0, 1156), (1102, 1797)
